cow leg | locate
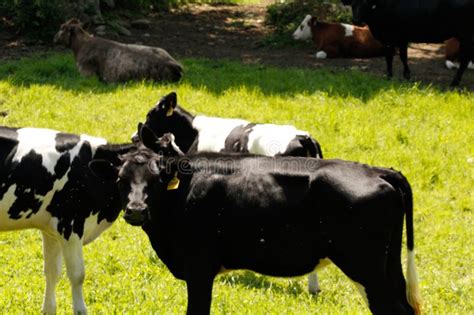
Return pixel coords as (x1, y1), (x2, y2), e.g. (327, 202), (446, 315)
(42, 232), (63, 315)
(399, 42), (411, 80)
(185, 273), (215, 315)
(61, 237), (87, 315)
(331, 250), (408, 314)
(451, 39), (471, 86)
(308, 272), (321, 295)
(384, 45), (395, 79)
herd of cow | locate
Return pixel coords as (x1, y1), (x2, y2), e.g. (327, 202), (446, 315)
(1, 90), (421, 314)
(3, 0), (473, 314)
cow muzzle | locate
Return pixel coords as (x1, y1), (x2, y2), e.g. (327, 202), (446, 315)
(123, 206), (149, 226)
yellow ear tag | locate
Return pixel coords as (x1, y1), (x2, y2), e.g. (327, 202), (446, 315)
(166, 107), (174, 117)
(167, 172), (180, 190)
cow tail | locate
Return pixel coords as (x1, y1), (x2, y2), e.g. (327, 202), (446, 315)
(299, 136), (323, 159)
(397, 172), (422, 315)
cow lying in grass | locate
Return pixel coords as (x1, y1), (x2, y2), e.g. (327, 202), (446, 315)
(292, 15), (385, 59)
(54, 19), (183, 83)
(134, 92), (323, 293)
(0, 126), (134, 314)
(90, 126), (422, 315)
(445, 38), (474, 70)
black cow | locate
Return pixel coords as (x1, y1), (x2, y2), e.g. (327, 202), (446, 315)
(135, 92), (324, 294)
(0, 126), (134, 314)
(90, 128), (422, 315)
(342, 0), (474, 86)
(133, 92), (323, 159)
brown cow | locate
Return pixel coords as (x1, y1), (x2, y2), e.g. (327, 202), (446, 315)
(292, 15), (385, 59)
(54, 19), (183, 83)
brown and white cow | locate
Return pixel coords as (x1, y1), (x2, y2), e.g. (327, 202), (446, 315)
(445, 38), (474, 70)
(292, 15), (385, 59)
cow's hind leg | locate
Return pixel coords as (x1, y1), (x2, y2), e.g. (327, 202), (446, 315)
(331, 253), (409, 314)
(42, 232), (63, 315)
(451, 39), (472, 86)
(399, 42), (411, 80)
(61, 236), (87, 315)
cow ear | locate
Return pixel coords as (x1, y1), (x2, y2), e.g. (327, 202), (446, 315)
(161, 92), (177, 116)
(140, 124), (158, 150)
(88, 160), (119, 181)
(311, 17), (317, 26)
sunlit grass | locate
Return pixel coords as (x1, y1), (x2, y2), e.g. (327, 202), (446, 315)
(0, 53), (473, 313)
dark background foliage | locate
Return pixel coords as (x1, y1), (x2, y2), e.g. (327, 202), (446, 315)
(0, 0), (350, 43)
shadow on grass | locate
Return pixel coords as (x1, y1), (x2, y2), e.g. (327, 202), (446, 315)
(0, 52), (454, 102)
(218, 271), (306, 297)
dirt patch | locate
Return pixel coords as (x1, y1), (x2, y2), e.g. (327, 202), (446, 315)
(1, 4), (472, 89)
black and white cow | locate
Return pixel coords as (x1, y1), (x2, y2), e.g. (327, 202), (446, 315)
(133, 92), (323, 159)
(90, 128), (422, 315)
(0, 126), (134, 314)
(133, 92), (324, 294)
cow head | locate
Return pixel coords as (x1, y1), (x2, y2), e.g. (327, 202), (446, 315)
(292, 15), (315, 41)
(90, 126), (183, 226)
(132, 92), (178, 143)
(342, 0), (375, 26)
(53, 18), (86, 47)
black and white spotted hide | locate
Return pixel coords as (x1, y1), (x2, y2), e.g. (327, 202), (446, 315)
(0, 126), (133, 314)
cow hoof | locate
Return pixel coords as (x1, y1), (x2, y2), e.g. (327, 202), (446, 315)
(309, 288), (322, 295)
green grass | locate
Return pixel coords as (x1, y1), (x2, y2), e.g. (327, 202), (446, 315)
(0, 53), (473, 314)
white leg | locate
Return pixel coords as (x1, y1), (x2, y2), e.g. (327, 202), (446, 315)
(61, 236), (87, 315)
(42, 232), (63, 314)
(308, 272), (321, 295)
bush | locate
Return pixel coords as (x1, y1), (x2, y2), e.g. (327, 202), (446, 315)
(0, 0), (167, 41)
(265, 0), (352, 36)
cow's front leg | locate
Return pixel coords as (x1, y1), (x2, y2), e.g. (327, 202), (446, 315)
(61, 236), (87, 315)
(42, 232), (63, 314)
(308, 272), (321, 295)
(186, 272), (215, 315)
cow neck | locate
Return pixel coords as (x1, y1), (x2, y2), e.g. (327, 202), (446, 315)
(70, 32), (93, 57)
(172, 106), (199, 153)
(94, 143), (136, 164)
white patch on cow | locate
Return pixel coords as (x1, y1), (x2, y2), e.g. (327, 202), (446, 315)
(352, 281), (369, 306)
(82, 212), (113, 245)
(292, 15), (313, 41)
(247, 125), (309, 156)
(341, 23), (354, 37)
(446, 60), (474, 70)
(128, 182), (148, 208)
(445, 60), (457, 69)
(192, 115), (248, 152)
(13, 128), (60, 175)
(316, 51), (327, 59)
